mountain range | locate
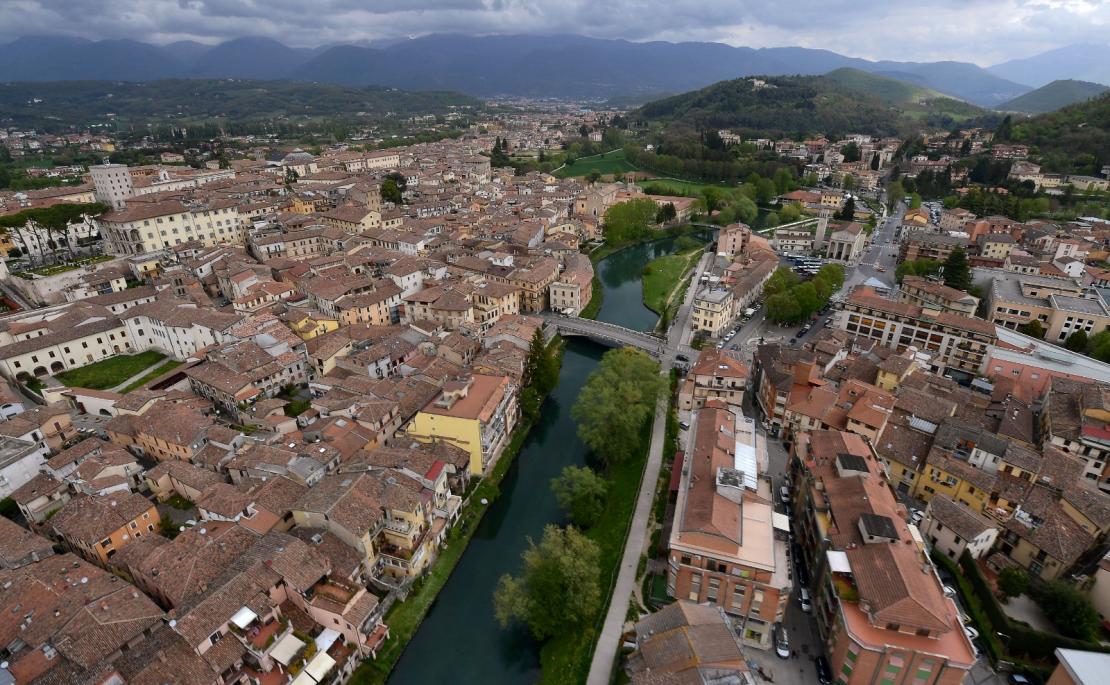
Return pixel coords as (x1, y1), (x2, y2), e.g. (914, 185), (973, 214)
(998, 79), (1110, 114)
(0, 34), (1037, 106)
(3, 34), (1107, 110)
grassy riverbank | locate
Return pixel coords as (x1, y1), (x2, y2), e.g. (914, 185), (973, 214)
(539, 418), (653, 685)
(350, 338), (566, 685)
(641, 248), (702, 315)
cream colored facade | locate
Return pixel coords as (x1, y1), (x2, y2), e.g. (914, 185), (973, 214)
(97, 202), (246, 254)
(691, 288), (734, 337)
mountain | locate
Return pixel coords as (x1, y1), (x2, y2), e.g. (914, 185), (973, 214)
(0, 33), (1031, 106)
(187, 37), (316, 79)
(633, 72), (988, 138)
(998, 79), (1110, 113)
(1002, 93), (1110, 175)
(990, 44), (1110, 89)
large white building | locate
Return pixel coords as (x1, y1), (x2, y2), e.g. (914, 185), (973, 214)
(94, 198), (246, 254)
(90, 163), (134, 210)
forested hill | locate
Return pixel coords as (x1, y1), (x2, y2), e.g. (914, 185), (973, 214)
(998, 79), (1109, 114)
(0, 80), (482, 130)
(999, 93), (1110, 174)
(633, 71), (989, 138)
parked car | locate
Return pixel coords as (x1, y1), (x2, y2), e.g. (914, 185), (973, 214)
(1007, 675), (1035, 685)
(910, 509), (925, 525)
(815, 655), (833, 685)
(799, 587), (812, 613)
(774, 624), (790, 658)
(943, 585), (957, 598)
(679, 421), (691, 431)
(675, 354), (689, 363)
(779, 486), (791, 503)
(963, 625), (979, 641)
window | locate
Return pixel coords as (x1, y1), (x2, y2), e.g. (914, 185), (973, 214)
(101, 538), (113, 548)
(689, 573), (702, 601)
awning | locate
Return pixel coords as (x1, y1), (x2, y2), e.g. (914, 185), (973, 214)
(230, 606), (257, 630)
(772, 512), (791, 532)
(826, 549), (851, 574)
(304, 652), (336, 682)
(269, 632), (305, 666)
(314, 628), (341, 653)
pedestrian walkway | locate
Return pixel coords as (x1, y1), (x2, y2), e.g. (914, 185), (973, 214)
(585, 394), (670, 685)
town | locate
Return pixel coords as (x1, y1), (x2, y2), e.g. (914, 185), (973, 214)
(0, 37), (1109, 685)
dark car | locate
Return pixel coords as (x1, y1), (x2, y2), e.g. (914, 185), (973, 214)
(815, 656), (832, 685)
(676, 354), (689, 363)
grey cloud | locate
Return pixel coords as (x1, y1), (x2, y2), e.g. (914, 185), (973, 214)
(0, 0), (1107, 63)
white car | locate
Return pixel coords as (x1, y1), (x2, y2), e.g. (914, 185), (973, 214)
(799, 587), (812, 613)
(963, 625), (979, 641)
(779, 486), (791, 504)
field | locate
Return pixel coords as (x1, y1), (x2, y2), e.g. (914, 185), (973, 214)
(637, 178), (733, 197)
(641, 248), (702, 314)
(555, 149), (639, 178)
(54, 351), (167, 390)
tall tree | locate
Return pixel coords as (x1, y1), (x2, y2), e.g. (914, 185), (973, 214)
(942, 248), (971, 292)
(572, 348), (667, 466)
(836, 196), (856, 221)
(551, 466), (608, 528)
(494, 525), (601, 640)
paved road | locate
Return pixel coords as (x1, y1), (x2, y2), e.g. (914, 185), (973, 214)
(586, 251), (713, 685)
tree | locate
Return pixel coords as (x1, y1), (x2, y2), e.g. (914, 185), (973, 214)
(997, 567), (1029, 600)
(909, 193), (922, 209)
(586, 169), (602, 184)
(765, 292), (801, 323)
(284, 167), (299, 185)
(602, 199), (658, 246)
(1065, 329), (1089, 353)
(701, 187), (725, 215)
(551, 466), (608, 528)
(840, 142), (861, 162)
(381, 179), (402, 205)
(942, 249), (971, 292)
(842, 174), (855, 191)
(836, 196), (856, 221)
(1031, 579), (1100, 641)
(1017, 320), (1045, 339)
(572, 348), (667, 466)
(578, 124), (589, 138)
(764, 211), (779, 227)
(887, 180), (905, 209)
(525, 329), (559, 396)
(494, 525), (601, 640)
(656, 202), (677, 224)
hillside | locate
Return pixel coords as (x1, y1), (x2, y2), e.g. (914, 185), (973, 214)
(1001, 93), (1110, 174)
(998, 79), (1110, 113)
(0, 80), (482, 130)
(990, 43), (1110, 89)
(0, 33), (1030, 106)
(634, 73), (989, 138)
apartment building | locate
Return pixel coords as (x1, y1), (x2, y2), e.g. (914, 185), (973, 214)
(834, 286), (997, 374)
(96, 197), (246, 254)
(677, 348), (749, 411)
(406, 374), (518, 475)
(790, 430), (975, 685)
(900, 276), (979, 316)
(920, 495), (999, 561)
(1041, 377), (1110, 493)
(985, 271), (1110, 342)
(666, 402), (789, 651)
(899, 231), (967, 264)
(691, 288), (734, 337)
(49, 492), (160, 564)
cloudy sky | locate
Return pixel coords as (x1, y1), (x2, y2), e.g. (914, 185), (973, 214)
(1, 0), (1107, 65)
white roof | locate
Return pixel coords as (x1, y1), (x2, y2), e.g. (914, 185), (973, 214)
(269, 632), (305, 666)
(305, 652), (337, 681)
(314, 628), (341, 653)
(229, 606), (257, 630)
(827, 549), (851, 574)
(1056, 648), (1110, 684)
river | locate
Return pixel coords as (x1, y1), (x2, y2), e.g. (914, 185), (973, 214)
(386, 237), (689, 685)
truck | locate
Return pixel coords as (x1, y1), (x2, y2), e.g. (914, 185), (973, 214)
(743, 307), (756, 318)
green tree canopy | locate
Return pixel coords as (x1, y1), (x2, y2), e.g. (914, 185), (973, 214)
(840, 142), (861, 162)
(551, 466), (608, 529)
(1031, 579), (1100, 641)
(571, 348), (667, 466)
(0, 202), (109, 231)
(1065, 329), (1089, 352)
(494, 525), (601, 640)
(909, 193), (923, 209)
(380, 179), (402, 205)
(602, 199), (658, 246)
(1017, 320), (1045, 339)
(997, 567), (1029, 599)
(942, 248), (971, 292)
(836, 196), (856, 221)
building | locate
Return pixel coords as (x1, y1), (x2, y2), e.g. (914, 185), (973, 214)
(625, 601), (750, 684)
(666, 402), (790, 650)
(900, 231), (967, 264)
(791, 430), (975, 685)
(691, 288), (734, 338)
(920, 495), (999, 560)
(1048, 648), (1110, 685)
(977, 233), (1016, 260)
(90, 163), (134, 210)
(825, 222), (867, 262)
(1041, 377), (1110, 492)
(677, 348), (749, 411)
(984, 271), (1110, 343)
(900, 276), (979, 316)
(49, 492), (161, 564)
(718, 223), (751, 256)
(773, 228), (815, 254)
(95, 197), (246, 254)
(406, 374), (518, 475)
(834, 286), (997, 374)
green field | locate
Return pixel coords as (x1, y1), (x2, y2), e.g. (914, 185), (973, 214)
(641, 249), (701, 314)
(637, 178), (733, 197)
(55, 350), (167, 390)
(555, 149), (639, 178)
(119, 359), (184, 394)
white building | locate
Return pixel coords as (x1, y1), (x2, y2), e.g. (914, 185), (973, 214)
(920, 495), (999, 561)
(90, 163), (134, 210)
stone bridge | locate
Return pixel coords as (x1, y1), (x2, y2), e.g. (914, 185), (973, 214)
(541, 313), (669, 357)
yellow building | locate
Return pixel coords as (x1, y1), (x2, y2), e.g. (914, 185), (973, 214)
(691, 288), (734, 337)
(407, 374), (517, 475)
(912, 451), (993, 512)
(285, 309), (340, 340)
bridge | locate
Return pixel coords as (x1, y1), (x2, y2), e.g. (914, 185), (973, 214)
(541, 313), (669, 357)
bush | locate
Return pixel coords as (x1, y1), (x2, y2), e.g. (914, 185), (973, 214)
(998, 567), (1029, 599)
(1030, 579), (1100, 642)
